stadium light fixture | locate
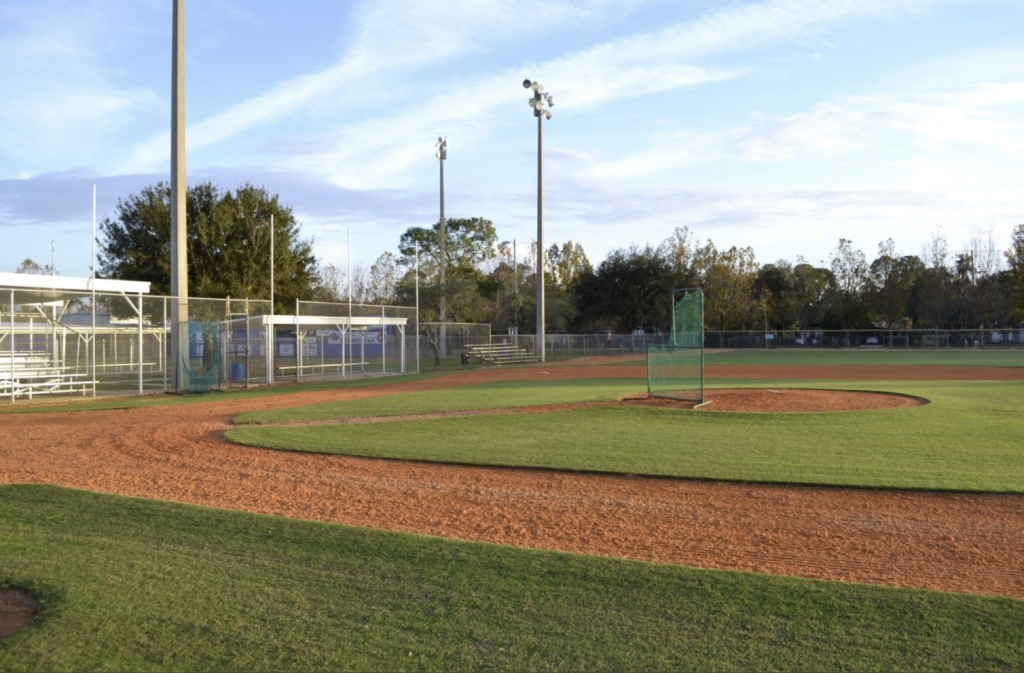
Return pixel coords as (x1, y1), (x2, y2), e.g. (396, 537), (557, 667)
(522, 78), (552, 361)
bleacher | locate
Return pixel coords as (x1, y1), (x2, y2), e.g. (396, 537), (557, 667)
(0, 353), (95, 400)
(464, 343), (538, 365)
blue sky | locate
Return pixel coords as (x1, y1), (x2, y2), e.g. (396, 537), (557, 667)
(2, 0), (1023, 280)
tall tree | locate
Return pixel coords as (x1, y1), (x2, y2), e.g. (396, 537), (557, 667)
(15, 258), (56, 275)
(1006, 224), (1024, 322)
(694, 241), (758, 331)
(398, 217), (497, 273)
(98, 182), (320, 312)
(576, 245), (678, 332)
(869, 239), (923, 329)
(546, 241), (592, 290)
(824, 238), (870, 329)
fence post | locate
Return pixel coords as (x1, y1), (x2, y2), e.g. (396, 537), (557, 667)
(9, 289), (14, 403)
(137, 292), (143, 395)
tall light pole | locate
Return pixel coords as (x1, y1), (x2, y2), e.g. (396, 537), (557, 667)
(170, 0), (188, 392)
(435, 136), (447, 357)
(523, 79), (552, 362)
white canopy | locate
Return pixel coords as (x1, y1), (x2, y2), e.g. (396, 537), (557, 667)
(0, 272), (151, 295)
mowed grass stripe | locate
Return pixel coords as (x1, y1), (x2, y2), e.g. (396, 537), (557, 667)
(2, 485), (1023, 672)
(227, 381), (1024, 492)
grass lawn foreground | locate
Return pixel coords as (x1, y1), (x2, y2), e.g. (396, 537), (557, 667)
(2, 485), (1024, 672)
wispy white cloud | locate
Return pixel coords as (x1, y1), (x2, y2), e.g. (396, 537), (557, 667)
(0, 1), (161, 171)
(121, 0), (948, 178)
(257, 0), (956, 190)
(119, 0), (652, 172)
(581, 81), (1024, 182)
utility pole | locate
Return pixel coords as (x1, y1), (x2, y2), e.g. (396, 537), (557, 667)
(170, 0), (188, 391)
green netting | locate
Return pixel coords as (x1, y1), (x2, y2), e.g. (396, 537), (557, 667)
(648, 288), (704, 403)
(671, 288), (703, 348)
(180, 321), (221, 392)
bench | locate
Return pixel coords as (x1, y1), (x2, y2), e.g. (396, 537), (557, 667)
(465, 344), (538, 366)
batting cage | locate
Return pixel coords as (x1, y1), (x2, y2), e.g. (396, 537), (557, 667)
(647, 287), (705, 404)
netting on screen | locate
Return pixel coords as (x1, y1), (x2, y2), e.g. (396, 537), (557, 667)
(180, 321), (222, 392)
(647, 288), (704, 403)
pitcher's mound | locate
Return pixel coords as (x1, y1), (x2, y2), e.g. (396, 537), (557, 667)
(625, 388), (925, 412)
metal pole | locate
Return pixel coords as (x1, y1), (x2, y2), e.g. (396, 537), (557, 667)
(92, 184), (97, 397)
(415, 242), (420, 374)
(438, 141), (447, 359)
(161, 297), (167, 392)
(347, 228), (352, 319)
(170, 0), (188, 393)
(536, 112), (545, 362)
(439, 151), (445, 319)
(269, 213), (274, 315)
(764, 299), (768, 349)
(245, 297), (250, 388)
(91, 183), (97, 280)
(10, 289), (14, 402)
(137, 292), (143, 394)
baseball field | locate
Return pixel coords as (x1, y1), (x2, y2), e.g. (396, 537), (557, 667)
(2, 348), (1024, 671)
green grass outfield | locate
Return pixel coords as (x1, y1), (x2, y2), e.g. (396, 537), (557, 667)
(3, 484), (1023, 672)
(611, 348), (1024, 367)
(228, 379), (1024, 492)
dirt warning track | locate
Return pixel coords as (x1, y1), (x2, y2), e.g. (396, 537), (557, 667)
(2, 363), (1023, 600)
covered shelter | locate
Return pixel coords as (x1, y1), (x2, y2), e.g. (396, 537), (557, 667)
(235, 313), (409, 385)
(1, 273), (153, 400)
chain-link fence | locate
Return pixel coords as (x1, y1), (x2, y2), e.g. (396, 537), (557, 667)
(419, 323), (491, 369)
(701, 328), (1024, 349)
(2, 282), (417, 403)
(287, 301), (417, 381)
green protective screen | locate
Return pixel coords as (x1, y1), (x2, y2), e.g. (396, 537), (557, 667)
(181, 321), (221, 392)
(648, 288), (704, 402)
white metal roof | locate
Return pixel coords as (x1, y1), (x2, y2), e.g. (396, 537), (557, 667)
(0, 273), (151, 294)
(251, 314), (408, 329)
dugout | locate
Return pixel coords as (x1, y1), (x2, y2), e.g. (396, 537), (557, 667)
(0, 272), (154, 400)
(234, 313), (410, 385)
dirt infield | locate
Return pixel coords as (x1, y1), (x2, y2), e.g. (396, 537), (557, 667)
(2, 363), (1023, 600)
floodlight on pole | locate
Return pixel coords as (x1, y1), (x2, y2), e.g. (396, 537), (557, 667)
(522, 78), (553, 362)
(435, 135), (447, 357)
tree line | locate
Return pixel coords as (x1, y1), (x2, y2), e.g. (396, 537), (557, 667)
(88, 182), (1024, 333)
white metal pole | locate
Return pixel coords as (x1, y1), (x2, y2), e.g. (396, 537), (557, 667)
(414, 242), (420, 374)
(269, 213), (274, 316)
(92, 183), (97, 280)
(137, 292), (143, 394)
(91, 183), (97, 397)
(348, 227), (352, 358)
(268, 213), (275, 385)
(536, 112), (545, 362)
(9, 290), (15, 402)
